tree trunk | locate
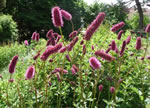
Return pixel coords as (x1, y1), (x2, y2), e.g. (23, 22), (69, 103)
(135, 0), (144, 29)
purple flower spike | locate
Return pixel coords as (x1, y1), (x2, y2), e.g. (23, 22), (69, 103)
(31, 32), (37, 40)
(9, 79), (14, 83)
(126, 36), (131, 44)
(91, 45), (95, 50)
(110, 86), (115, 94)
(69, 31), (78, 38)
(84, 12), (105, 41)
(136, 37), (142, 50)
(95, 50), (114, 61)
(111, 40), (116, 51)
(111, 22), (125, 32)
(52, 6), (63, 27)
(61, 9), (72, 20)
(59, 47), (67, 53)
(82, 44), (86, 55)
(98, 84), (103, 92)
(24, 40), (29, 46)
(120, 40), (127, 56)
(71, 67), (76, 75)
(89, 57), (101, 70)
(46, 29), (53, 39)
(67, 37), (78, 51)
(9, 55), (19, 74)
(117, 30), (124, 40)
(145, 24), (150, 33)
(56, 73), (61, 82)
(66, 54), (71, 62)
(25, 66), (35, 80)
(147, 56), (150, 60)
(105, 47), (111, 53)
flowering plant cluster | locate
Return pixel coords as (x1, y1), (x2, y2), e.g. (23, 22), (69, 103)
(0, 6), (150, 108)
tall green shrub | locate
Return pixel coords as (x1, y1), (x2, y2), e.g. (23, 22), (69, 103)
(127, 13), (150, 30)
(0, 14), (18, 41)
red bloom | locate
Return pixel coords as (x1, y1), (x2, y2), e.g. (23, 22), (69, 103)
(9, 55), (19, 74)
(98, 84), (103, 92)
(84, 12), (105, 41)
(111, 22), (125, 32)
(105, 47), (111, 53)
(117, 30), (124, 40)
(95, 50), (114, 61)
(61, 9), (72, 20)
(52, 6), (63, 27)
(89, 57), (101, 70)
(126, 36), (131, 44)
(59, 47), (67, 53)
(69, 30), (78, 38)
(31, 32), (37, 40)
(67, 37), (78, 51)
(111, 40), (116, 51)
(46, 29), (53, 39)
(25, 66), (35, 80)
(41, 43), (62, 61)
(136, 37), (142, 50)
(33, 52), (40, 60)
(145, 24), (150, 33)
(82, 44), (86, 55)
(66, 54), (71, 62)
(120, 40), (127, 56)
(110, 86), (115, 93)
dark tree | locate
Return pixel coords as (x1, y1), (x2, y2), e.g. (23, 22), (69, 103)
(135, 0), (144, 29)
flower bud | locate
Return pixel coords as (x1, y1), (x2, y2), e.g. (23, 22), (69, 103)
(110, 87), (115, 93)
(98, 84), (103, 92)
(89, 57), (101, 70)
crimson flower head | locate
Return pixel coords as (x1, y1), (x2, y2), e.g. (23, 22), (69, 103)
(111, 22), (125, 32)
(71, 64), (78, 75)
(41, 43), (62, 61)
(147, 56), (150, 60)
(46, 29), (53, 39)
(69, 31), (78, 38)
(95, 50), (114, 61)
(67, 37), (78, 51)
(120, 40), (127, 56)
(145, 24), (150, 33)
(126, 36), (131, 44)
(31, 32), (37, 40)
(111, 40), (116, 51)
(52, 6), (63, 27)
(110, 86), (115, 93)
(9, 79), (14, 83)
(25, 66), (35, 80)
(24, 40), (29, 46)
(117, 30), (124, 40)
(98, 84), (103, 92)
(136, 37), (142, 50)
(66, 54), (71, 62)
(89, 57), (101, 70)
(61, 9), (72, 20)
(84, 12), (105, 41)
(9, 55), (19, 74)
(59, 47), (67, 53)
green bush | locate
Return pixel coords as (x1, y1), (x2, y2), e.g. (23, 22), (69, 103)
(0, 14), (18, 41)
(0, 42), (26, 71)
(127, 13), (150, 30)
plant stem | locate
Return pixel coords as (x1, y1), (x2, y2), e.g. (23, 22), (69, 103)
(70, 20), (74, 32)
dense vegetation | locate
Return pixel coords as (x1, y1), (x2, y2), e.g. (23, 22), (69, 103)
(0, 5), (150, 107)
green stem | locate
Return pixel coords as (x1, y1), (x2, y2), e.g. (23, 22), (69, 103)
(70, 20), (74, 32)
(16, 82), (22, 108)
(96, 92), (101, 107)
